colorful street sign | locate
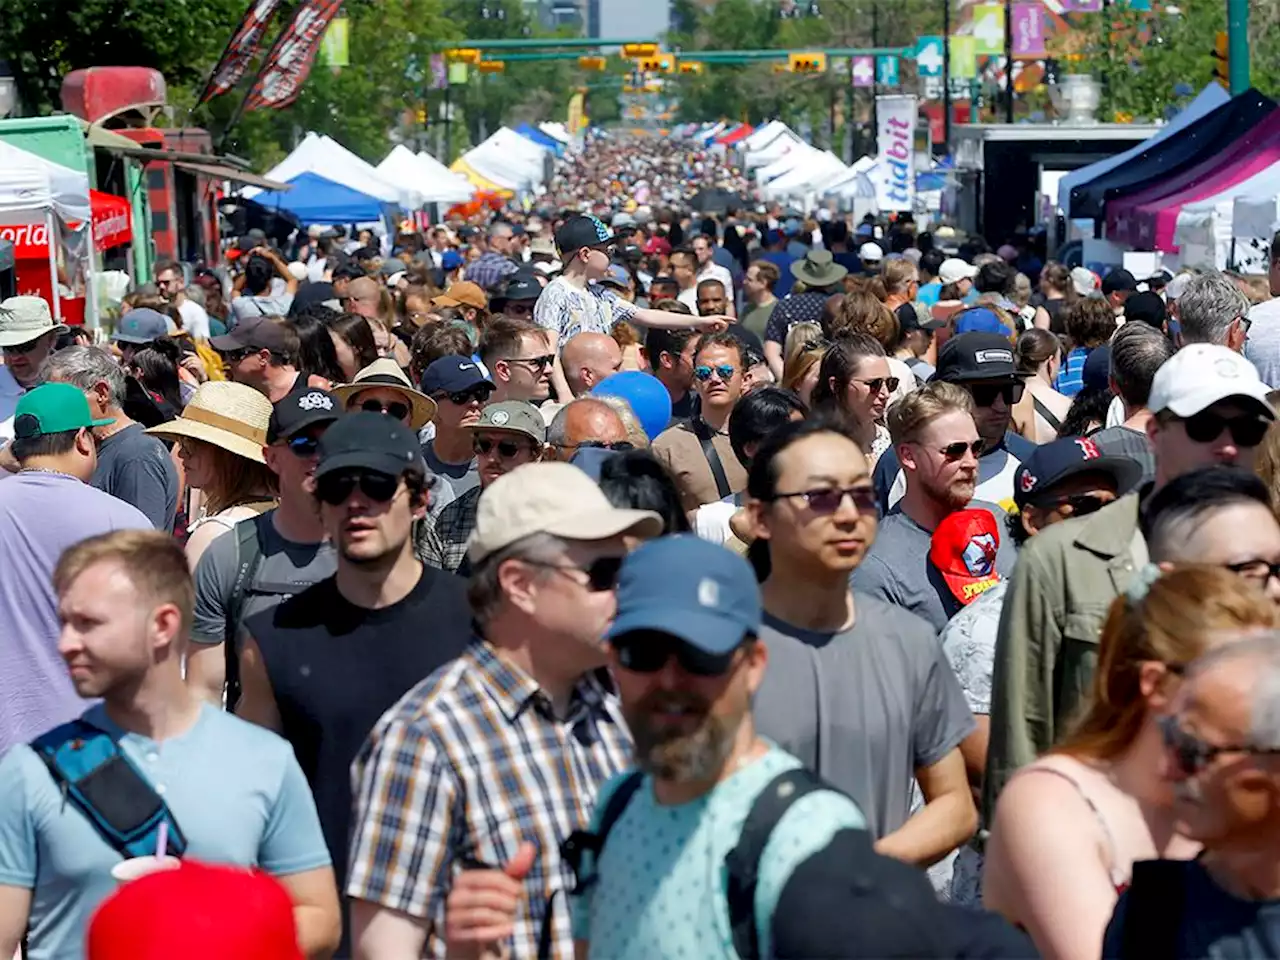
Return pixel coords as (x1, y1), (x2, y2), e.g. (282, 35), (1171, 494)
(1012, 2), (1047, 58)
(852, 55), (875, 88)
(877, 55), (900, 87)
(915, 36), (945, 77)
(950, 36), (978, 79)
(972, 3), (1006, 56)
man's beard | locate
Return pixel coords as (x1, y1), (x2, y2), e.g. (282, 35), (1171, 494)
(627, 690), (738, 784)
(924, 473), (975, 511)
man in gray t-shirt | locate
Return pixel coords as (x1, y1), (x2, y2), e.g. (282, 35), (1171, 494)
(851, 500), (1017, 634)
(91, 421), (178, 532)
(755, 596), (975, 841)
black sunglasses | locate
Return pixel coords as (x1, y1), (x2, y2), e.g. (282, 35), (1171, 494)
(1158, 714), (1280, 777)
(1179, 411), (1270, 448)
(613, 631), (741, 677)
(968, 382), (1025, 407)
(767, 484), (878, 515)
(315, 470), (399, 506)
(473, 436), (529, 458)
(361, 399), (411, 421)
(436, 385), (494, 406)
(853, 376), (900, 394)
(937, 439), (984, 461)
(503, 354), (555, 369)
(554, 440), (635, 452)
(1038, 493), (1110, 519)
(523, 555), (623, 592)
(286, 434), (321, 457)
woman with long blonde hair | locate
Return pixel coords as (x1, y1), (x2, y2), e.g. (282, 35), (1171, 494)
(982, 565), (1278, 960)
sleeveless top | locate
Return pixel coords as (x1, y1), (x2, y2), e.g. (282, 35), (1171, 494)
(1014, 764), (1130, 893)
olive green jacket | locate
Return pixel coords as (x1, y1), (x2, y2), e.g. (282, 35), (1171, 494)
(981, 491), (1148, 822)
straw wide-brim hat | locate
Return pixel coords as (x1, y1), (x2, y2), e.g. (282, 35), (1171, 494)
(146, 381), (272, 464)
(331, 358), (438, 429)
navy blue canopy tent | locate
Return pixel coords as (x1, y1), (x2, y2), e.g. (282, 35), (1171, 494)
(256, 172), (389, 224)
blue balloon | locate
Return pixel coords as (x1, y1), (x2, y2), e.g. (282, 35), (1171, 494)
(591, 371), (673, 441)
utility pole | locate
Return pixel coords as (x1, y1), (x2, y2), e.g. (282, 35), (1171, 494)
(1227, 0), (1249, 95)
(1003, 0), (1013, 123)
(942, 0), (951, 154)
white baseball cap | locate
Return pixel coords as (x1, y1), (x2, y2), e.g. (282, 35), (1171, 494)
(859, 242), (883, 262)
(1148, 344), (1274, 420)
(938, 258), (979, 285)
(1070, 266), (1100, 298)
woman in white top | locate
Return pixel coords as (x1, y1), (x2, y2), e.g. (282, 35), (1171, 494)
(147, 381), (276, 568)
(810, 334), (894, 470)
(982, 566), (1277, 960)
(1011, 328), (1071, 442)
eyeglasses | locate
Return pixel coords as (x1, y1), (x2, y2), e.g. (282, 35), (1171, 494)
(766, 484), (878, 515)
(613, 632), (741, 677)
(1225, 558), (1280, 585)
(852, 376), (900, 394)
(473, 436), (531, 459)
(968, 382), (1026, 407)
(1044, 493), (1111, 519)
(694, 364), (737, 382)
(286, 435), (321, 457)
(1179, 410), (1270, 448)
(218, 347), (255, 364)
(436, 385), (494, 406)
(935, 439), (984, 461)
(1, 335), (48, 355)
(314, 470), (400, 506)
(361, 399), (411, 421)
(1158, 714), (1280, 777)
(502, 354), (555, 370)
(553, 440), (635, 452)
(522, 555), (623, 592)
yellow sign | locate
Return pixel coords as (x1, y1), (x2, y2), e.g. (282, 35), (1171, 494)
(567, 91), (585, 134)
(318, 16), (349, 68)
(788, 52), (827, 73)
(478, 61), (505, 73)
(447, 62), (469, 84)
(578, 55), (607, 71)
(622, 43), (659, 58)
(447, 48), (481, 64)
(678, 62), (704, 75)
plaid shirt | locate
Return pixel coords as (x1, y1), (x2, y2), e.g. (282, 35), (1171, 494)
(466, 251), (520, 292)
(414, 485), (482, 573)
(347, 638), (633, 960)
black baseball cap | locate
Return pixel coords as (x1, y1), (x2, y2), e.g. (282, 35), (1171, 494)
(1123, 290), (1167, 327)
(268, 387), (341, 443)
(1102, 268), (1138, 296)
(936, 332), (1022, 383)
(420, 355), (494, 395)
(313, 411), (425, 482)
(555, 215), (615, 257)
(494, 275), (542, 305)
(209, 315), (295, 354)
(1014, 436), (1143, 511)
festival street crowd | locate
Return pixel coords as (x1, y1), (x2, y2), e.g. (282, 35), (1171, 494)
(5, 132), (1280, 958)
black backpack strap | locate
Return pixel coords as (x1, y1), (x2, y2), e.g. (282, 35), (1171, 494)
(223, 514), (266, 711)
(691, 417), (733, 501)
(725, 767), (830, 960)
(1032, 395), (1063, 433)
(1120, 860), (1186, 960)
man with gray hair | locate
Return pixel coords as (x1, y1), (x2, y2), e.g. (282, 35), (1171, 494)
(1103, 632), (1280, 956)
(1091, 322), (1175, 486)
(466, 221), (521, 293)
(41, 345), (177, 530)
(1173, 270), (1252, 352)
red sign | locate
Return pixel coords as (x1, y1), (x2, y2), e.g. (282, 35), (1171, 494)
(244, 0), (347, 112)
(0, 190), (132, 258)
(198, 0), (286, 105)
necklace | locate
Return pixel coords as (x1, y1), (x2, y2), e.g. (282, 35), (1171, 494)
(19, 467), (76, 479)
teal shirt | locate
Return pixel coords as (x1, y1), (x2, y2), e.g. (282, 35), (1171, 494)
(0, 703), (331, 960)
(570, 744), (866, 959)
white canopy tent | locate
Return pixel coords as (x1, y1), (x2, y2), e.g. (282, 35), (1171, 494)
(0, 140), (95, 324)
(1173, 161), (1280, 270)
(741, 121), (791, 153)
(755, 143), (825, 182)
(377, 145), (473, 205)
(460, 128), (547, 191)
(246, 133), (414, 208)
(745, 131), (807, 170)
(539, 122), (571, 144)
(762, 151), (849, 200)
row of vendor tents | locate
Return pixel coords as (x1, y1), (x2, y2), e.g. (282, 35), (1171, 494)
(246, 122), (574, 224)
(1059, 84), (1280, 271)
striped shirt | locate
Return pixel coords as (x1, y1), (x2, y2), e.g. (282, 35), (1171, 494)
(1055, 346), (1090, 397)
(346, 637), (633, 959)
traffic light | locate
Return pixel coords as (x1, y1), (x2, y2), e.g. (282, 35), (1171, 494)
(638, 54), (676, 73)
(447, 48), (481, 64)
(679, 61), (704, 75)
(622, 43), (659, 59)
(788, 52), (828, 73)
(1213, 31), (1229, 87)
(578, 56), (607, 71)
(478, 60), (505, 74)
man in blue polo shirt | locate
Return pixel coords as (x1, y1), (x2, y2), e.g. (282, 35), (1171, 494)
(0, 530), (338, 960)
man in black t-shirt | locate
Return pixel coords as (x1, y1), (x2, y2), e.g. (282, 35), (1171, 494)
(236, 412), (471, 958)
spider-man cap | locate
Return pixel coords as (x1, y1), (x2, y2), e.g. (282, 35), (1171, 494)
(929, 508), (1003, 606)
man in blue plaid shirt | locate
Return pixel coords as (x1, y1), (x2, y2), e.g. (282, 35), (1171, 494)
(346, 462), (663, 959)
(465, 223), (521, 294)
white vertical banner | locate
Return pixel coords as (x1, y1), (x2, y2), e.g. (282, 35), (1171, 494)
(875, 95), (917, 212)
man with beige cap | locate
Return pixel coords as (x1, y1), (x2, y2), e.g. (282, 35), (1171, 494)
(347, 462), (659, 960)
(0, 296), (65, 446)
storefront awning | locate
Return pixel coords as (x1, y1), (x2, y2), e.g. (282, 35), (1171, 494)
(86, 128), (292, 191)
(171, 160), (291, 191)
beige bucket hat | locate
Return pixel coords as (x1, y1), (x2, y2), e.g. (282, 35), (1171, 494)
(146, 381), (273, 463)
(331, 358), (438, 429)
(0, 296), (67, 347)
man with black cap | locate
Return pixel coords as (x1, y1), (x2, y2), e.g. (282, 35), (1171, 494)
(533, 215), (726, 348)
(418, 354), (495, 510)
(235, 412), (471, 958)
(1101, 267), (1138, 316)
(492, 274), (542, 321)
(874, 332), (1037, 514)
(762, 249), (848, 378)
(186, 387), (341, 709)
(211, 314), (307, 403)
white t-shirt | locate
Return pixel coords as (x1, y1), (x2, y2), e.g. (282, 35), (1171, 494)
(696, 262), (735, 298)
(178, 299), (211, 340)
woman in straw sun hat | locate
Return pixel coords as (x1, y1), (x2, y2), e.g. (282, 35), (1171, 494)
(147, 381), (276, 567)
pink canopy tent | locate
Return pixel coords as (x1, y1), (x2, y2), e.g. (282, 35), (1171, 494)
(1107, 110), (1280, 250)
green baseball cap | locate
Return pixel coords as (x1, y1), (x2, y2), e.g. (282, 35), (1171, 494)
(13, 383), (114, 440)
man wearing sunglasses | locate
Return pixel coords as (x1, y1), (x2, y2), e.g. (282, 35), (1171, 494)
(0, 296), (65, 449)
(874, 332), (1037, 515)
(491, 274), (542, 321)
(1104, 635), (1280, 958)
(209, 315), (306, 404)
(416, 401), (545, 574)
(186, 387), (341, 709)
(479, 317), (556, 407)
(545, 398), (631, 462)
(419, 355), (496, 513)
(985, 344), (1277, 819)
(237, 412), (472, 959)
(350, 463), (659, 960)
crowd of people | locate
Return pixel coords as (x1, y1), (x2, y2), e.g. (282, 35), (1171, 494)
(6, 130), (1280, 959)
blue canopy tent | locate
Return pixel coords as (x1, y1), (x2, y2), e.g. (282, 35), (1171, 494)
(515, 123), (562, 156)
(255, 172), (389, 224)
